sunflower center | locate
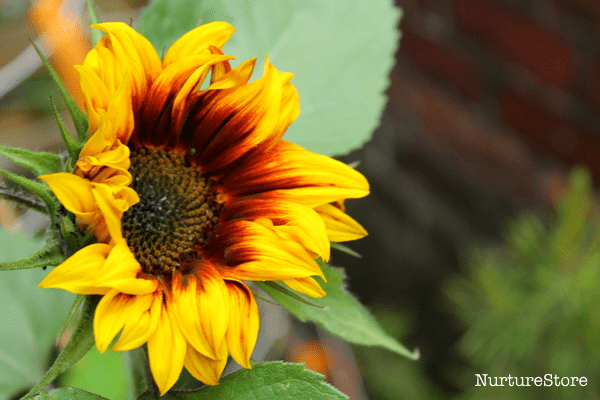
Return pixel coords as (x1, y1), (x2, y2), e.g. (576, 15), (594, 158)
(121, 147), (221, 276)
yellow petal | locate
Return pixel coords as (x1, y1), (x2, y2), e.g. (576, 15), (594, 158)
(147, 302), (187, 395)
(91, 184), (139, 243)
(76, 65), (111, 131)
(215, 220), (324, 281)
(196, 57), (287, 171)
(38, 243), (112, 295)
(163, 21), (235, 66)
(184, 340), (228, 386)
(94, 289), (155, 353)
(171, 274), (216, 359)
(96, 239), (157, 295)
(207, 57), (256, 90)
(77, 142), (131, 182)
(91, 22), (162, 98)
(314, 203), (368, 242)
(282, 276), (326, 298)
(224, 281), (259, 368)
(220, 141), (370, 207)
(195, 265), (229, 357)
(39, 173), (97, 216)
(113, 290), (162, 351)
(224, 199), (330, 261)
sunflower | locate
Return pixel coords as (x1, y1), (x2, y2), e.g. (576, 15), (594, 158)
(38, 21), (369, 394)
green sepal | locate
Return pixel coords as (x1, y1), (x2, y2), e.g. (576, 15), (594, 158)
(0, 145), (62, 176)
(30, 41), (89, 142)
(0, 169), (58, 217)
(22, 295), (101, 399)
(330, 242), (362, 258)
(257, 281), (324, 309)
(0, 239), (63, 271)
(87, 0), (103, 45)
(50, 98), (83, 166)
(59, 215), (88, 258)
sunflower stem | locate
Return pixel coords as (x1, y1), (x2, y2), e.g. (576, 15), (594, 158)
(0, 184), (48, 214)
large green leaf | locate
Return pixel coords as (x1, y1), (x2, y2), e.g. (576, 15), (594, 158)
(257, 262), (419, 360)
(138, 362), (347, 400)
(0, 230), (74, 399)
(32, 387), (108, 399)
(136, 0), (401, 156)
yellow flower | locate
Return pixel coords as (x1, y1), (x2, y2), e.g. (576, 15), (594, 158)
(39, 22), (369, 395)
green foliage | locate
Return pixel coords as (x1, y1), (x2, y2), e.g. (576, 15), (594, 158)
(32, 388), (108, 399)
(0, 146), (62, 177)
(87, 0), (103, 45)
(0, 169), (57, 217)
(258, 261), (419, 360)
(59, 348), (127, 400)
(23, 296), (100, 399)
(446, 168), (600, 399)
(354, 305), (443, 400)
(49, 99), (82, 166)
(0, 239), (63, 271)
(31, 42), (88, 142)
(136, 0), (401, 156)
(0, 230), (74, 399)
(139, 362), (347, 400)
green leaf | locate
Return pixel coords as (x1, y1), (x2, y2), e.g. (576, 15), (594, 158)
(22, 295), (100, 399)
(0, 239), (63, 271)
(0, 145), (62, 176)
(32, 387), (108, 399)
(0, 169), (58, 218)
(139, 362), (347, 400)
(31, 41), (89, 142)
(87, 0), (103, 46)
(257, 262), (419, 360)
(0, 230), (74, 399)
(136, 0), (401, 156)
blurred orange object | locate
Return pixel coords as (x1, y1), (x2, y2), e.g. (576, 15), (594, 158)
(29, 0), (90, 109)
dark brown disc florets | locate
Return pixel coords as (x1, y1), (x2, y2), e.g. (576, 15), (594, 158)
(121, 147), (222, 276)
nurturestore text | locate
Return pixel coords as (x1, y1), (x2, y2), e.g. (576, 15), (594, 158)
(475, 374), (587, 387)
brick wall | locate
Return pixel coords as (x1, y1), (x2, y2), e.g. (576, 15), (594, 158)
(395, 0), (600, 186)
(337, 1), (600, 395)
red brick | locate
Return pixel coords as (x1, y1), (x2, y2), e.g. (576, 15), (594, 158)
(587, 57), (600, 111)
(501, 89), (600, 178)
(455, 0), (574, 91)
(552, 0), (600, 21)
(400, 27), (482, 99)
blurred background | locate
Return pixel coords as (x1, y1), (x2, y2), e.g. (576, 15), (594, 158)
(2, 0), (600, 399)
